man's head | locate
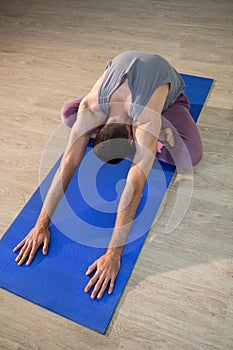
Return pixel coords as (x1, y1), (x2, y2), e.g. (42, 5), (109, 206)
(93, 123), (132, 164)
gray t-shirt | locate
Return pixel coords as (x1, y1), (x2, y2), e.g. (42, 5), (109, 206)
(98, 51), (185, 121)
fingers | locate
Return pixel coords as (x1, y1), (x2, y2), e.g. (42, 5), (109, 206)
(108, 278), (115, 295)
(91, 273), (107, 299)
(43, 236), (49, 255)
(14, 234), (50, 266)
(85, 254), (120, 299)
(15, 243), (32, 266)
(90, 275), (115, 299)
(85, 272), (115, 299)
(88, 274), (110, 300)
(85, 261), (97, 276)
(84, 273), (99, 294)
(26, 244), (38, 266)
(96, 278), (110, 299)
(13, 238), (26, 253)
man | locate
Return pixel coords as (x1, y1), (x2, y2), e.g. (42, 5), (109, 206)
(13, 51), (202, 299)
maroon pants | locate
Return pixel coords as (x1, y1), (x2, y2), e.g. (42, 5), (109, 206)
(61, 94), (202, 168)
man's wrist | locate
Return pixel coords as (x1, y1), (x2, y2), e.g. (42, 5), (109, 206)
(35, 211), (51, 230)
(106, 246), (123, 258)
(35, 221), (49, 231)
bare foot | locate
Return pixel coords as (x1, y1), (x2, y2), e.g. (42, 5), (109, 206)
(159, 128), (175, 147)
(173, 173), (194, 184)
(173, 167), (194, 184)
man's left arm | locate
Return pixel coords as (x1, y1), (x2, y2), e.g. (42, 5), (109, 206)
(84, 116), (160, 299)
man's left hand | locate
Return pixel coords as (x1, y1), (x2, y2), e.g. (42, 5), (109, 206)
(84, 251), (121, 299)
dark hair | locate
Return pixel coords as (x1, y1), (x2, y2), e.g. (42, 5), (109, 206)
(93, 123), (131, 164)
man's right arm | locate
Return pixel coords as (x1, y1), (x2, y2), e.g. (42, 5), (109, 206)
(13, 101), (105, 266)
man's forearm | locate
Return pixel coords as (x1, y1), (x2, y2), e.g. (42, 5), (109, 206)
(36, 131), (91, 229)
(107, 180), (144, 256)
(36, 158), (77, 228)
(107, 133), (158, 257)
(35, 103), (105, 230)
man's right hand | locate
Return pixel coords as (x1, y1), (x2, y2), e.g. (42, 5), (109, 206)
(13, 225), (50, 266)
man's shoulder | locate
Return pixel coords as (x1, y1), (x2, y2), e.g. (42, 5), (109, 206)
(78, 93), (107, 127)
(80, 92), (97, 110)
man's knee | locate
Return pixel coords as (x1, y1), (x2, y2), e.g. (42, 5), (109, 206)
(60, 102), (77, 128)
(60, 103), (70, 124)
(60, 104), (67, 122)
(60, 96), (84, 128)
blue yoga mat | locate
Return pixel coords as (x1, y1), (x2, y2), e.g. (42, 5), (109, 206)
(0, 74), (213, 334)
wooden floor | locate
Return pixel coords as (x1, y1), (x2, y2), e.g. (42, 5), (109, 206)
(0, 0), (233, 349)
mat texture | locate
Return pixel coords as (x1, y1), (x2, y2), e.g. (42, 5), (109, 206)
(0, 74), (213, 334)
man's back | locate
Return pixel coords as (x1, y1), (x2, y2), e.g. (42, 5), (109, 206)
(98, 51), (185, 121)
